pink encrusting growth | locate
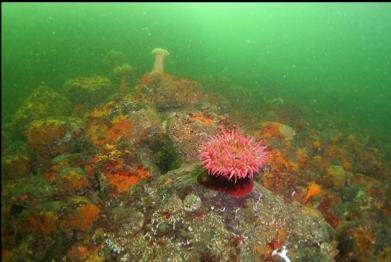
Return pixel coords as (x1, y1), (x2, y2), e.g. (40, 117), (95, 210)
(199, 130), (268, 183)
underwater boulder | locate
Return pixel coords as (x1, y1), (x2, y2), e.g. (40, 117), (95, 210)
(2, 174), (54, 210)
(11, 86), (72, 137)
(83, 142), (153, 198)
(2, 153), (31, 178)
(64, 76), (114, 109)
(7, 196), (101, 260)
(26, 117), (86, 161)
(43, 152), (87, 182)
(102, 165), (151, 196)
(107, 206), (145, 238)
(166, 111), (232, 163)
(135, 73), (205, 111)
(96, 164), (336, 261)
(53, 167), (91, 196)
(1, 174), (55, 260)
(2, 141), (32, 177)
(86, 97), (163, 147)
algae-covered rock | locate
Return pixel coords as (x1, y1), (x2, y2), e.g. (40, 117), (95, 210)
(2, 175), (53, 208)
(16, 196), (100, 236)
(64, 76), (113, 108)
(135, 73), (205, 111)
(183, 193), (202, 212)
(167, 111), (231, 163)
(11, 86), (71, 137)
(54, 167), (91, 195)
(86, 98), (162, 147)
(327, 165), (346, 188)
(2, 154), (31, 178)
(97, 164), (335, 261)
(2, 141), (32, 177)
(5, 196), (101, 261)
(107, 207), (144, 237)
(26, 117), (86, 159)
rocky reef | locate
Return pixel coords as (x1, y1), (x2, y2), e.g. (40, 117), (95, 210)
(1, 49), (390, 262)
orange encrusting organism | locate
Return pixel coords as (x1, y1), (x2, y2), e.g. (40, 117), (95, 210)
(106, 116), (133, 143)
(267, 148), (289, 172)
(312, 141), (321, 150)
(64, 203), (100, 232)
(259, 122), (284, 140)
(106, 167), (150, 194)
(190, 112), (214, 126)
(24, 211), (58, 235)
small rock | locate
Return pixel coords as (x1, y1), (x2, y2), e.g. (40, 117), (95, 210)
(183, 193), (202, 212)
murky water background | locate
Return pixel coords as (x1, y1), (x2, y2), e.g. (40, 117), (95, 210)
(2, 3), (391, 261)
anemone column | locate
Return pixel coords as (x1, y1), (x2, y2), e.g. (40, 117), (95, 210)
(152, 48), (170, 74)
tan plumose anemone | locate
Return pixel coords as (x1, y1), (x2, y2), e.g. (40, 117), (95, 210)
(152, 48), (170, 74)
(113, 63), (133, 93)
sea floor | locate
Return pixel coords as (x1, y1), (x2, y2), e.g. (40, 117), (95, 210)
(1, 67), (390, 261)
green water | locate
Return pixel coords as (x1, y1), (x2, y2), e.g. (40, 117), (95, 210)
(2, 3), (391, 261)
(3, 3), (391, 146)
